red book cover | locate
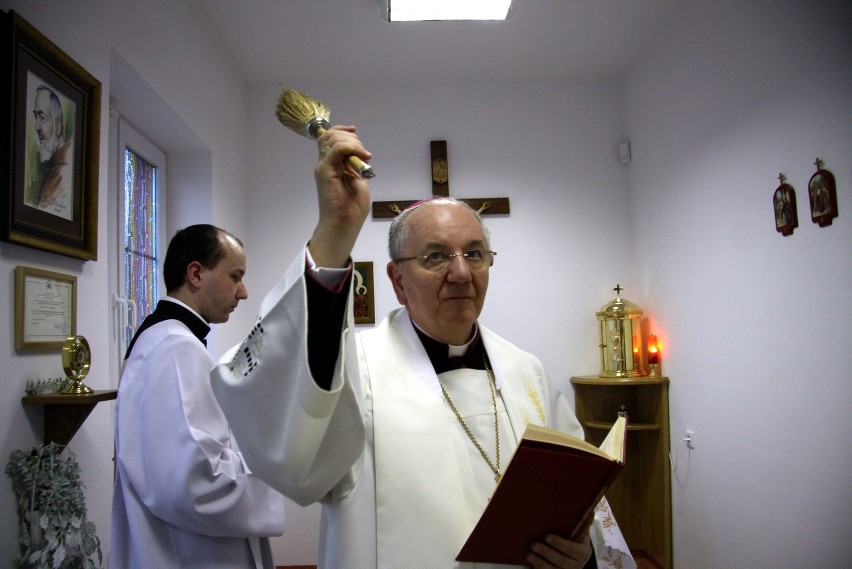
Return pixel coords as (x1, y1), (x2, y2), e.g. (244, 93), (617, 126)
(456, 417), (626, 565)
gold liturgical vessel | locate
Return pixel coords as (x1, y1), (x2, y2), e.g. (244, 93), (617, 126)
(597, 285), (646, 378)
(60, 335), (93, 394)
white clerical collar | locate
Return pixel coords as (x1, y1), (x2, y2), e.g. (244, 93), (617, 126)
(410, 320), (479, 357)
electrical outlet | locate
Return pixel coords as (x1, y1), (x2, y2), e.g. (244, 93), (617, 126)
(685, 430), (695, 449)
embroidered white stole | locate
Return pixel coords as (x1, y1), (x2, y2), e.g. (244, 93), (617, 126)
(360, 309), (546, 567)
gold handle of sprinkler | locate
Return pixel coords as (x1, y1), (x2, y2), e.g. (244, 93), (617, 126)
(308, 118), (376, 179)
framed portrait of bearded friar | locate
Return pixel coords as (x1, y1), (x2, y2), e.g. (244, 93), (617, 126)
(1, 11), (101, 260)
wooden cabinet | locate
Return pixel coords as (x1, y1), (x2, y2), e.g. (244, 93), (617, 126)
(570, 376), (671, 569)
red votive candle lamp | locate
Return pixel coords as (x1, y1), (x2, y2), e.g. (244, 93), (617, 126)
(647, 334), (660, 375)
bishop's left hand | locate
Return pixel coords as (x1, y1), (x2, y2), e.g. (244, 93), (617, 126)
(525, 526), (593, 569)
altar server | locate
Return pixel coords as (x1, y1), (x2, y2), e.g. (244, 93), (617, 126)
(110, 224), (285, 569)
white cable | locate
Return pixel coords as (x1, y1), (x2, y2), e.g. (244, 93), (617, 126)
(669, 436), (693, 472)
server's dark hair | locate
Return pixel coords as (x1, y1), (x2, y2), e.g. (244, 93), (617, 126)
(163, 224), (242, 293)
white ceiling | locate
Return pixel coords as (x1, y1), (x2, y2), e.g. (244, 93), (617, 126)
(195, 0), (682, 86)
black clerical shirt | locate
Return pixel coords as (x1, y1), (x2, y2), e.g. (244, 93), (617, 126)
(125, 299), (210, 359)
(413, 326), (489, 374)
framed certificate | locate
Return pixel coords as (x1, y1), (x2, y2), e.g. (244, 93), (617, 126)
(14, 265), (76, 350)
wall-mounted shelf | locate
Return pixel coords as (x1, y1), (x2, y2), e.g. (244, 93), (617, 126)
(22, 390), (117, 448)
(583, 419), (661, 431)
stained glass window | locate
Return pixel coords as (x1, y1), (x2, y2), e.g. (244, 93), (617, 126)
(123, 148), (158, 346)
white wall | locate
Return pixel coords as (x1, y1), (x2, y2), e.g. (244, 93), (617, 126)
(622, 0), (852, 567)
(0, 0), (249, 564)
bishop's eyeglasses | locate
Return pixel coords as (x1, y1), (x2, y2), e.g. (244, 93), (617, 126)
(393, 249), (497, 272)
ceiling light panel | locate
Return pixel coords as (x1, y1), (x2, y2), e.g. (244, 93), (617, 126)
(387, 0), (513, 21)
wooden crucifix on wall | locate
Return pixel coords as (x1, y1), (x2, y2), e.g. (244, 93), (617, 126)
(371, 140), (511, 218)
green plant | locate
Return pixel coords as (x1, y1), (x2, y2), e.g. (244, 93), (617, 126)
(5, 443), (102, 568)
(25, 377), (71, 396)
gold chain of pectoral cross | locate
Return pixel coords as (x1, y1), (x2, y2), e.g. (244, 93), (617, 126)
(439, 355), (502, 483)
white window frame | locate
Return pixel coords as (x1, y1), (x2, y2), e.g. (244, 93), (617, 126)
(107, 110), (167, 387)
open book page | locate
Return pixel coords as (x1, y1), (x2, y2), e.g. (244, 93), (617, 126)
(522, 415), (626, 462)
(598, 415), (627, 463)
(521, 422), (618, 461)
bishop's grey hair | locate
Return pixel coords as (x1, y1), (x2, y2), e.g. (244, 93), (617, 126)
(387, 197), (490, 260)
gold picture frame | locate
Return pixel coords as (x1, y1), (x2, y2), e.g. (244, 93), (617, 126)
(354, 261), (375, 325)
(1, 11), (101, 260)
(15, 265), (76, 350)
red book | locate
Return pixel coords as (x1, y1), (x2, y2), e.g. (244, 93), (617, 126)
(456, 416), (627, 565)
